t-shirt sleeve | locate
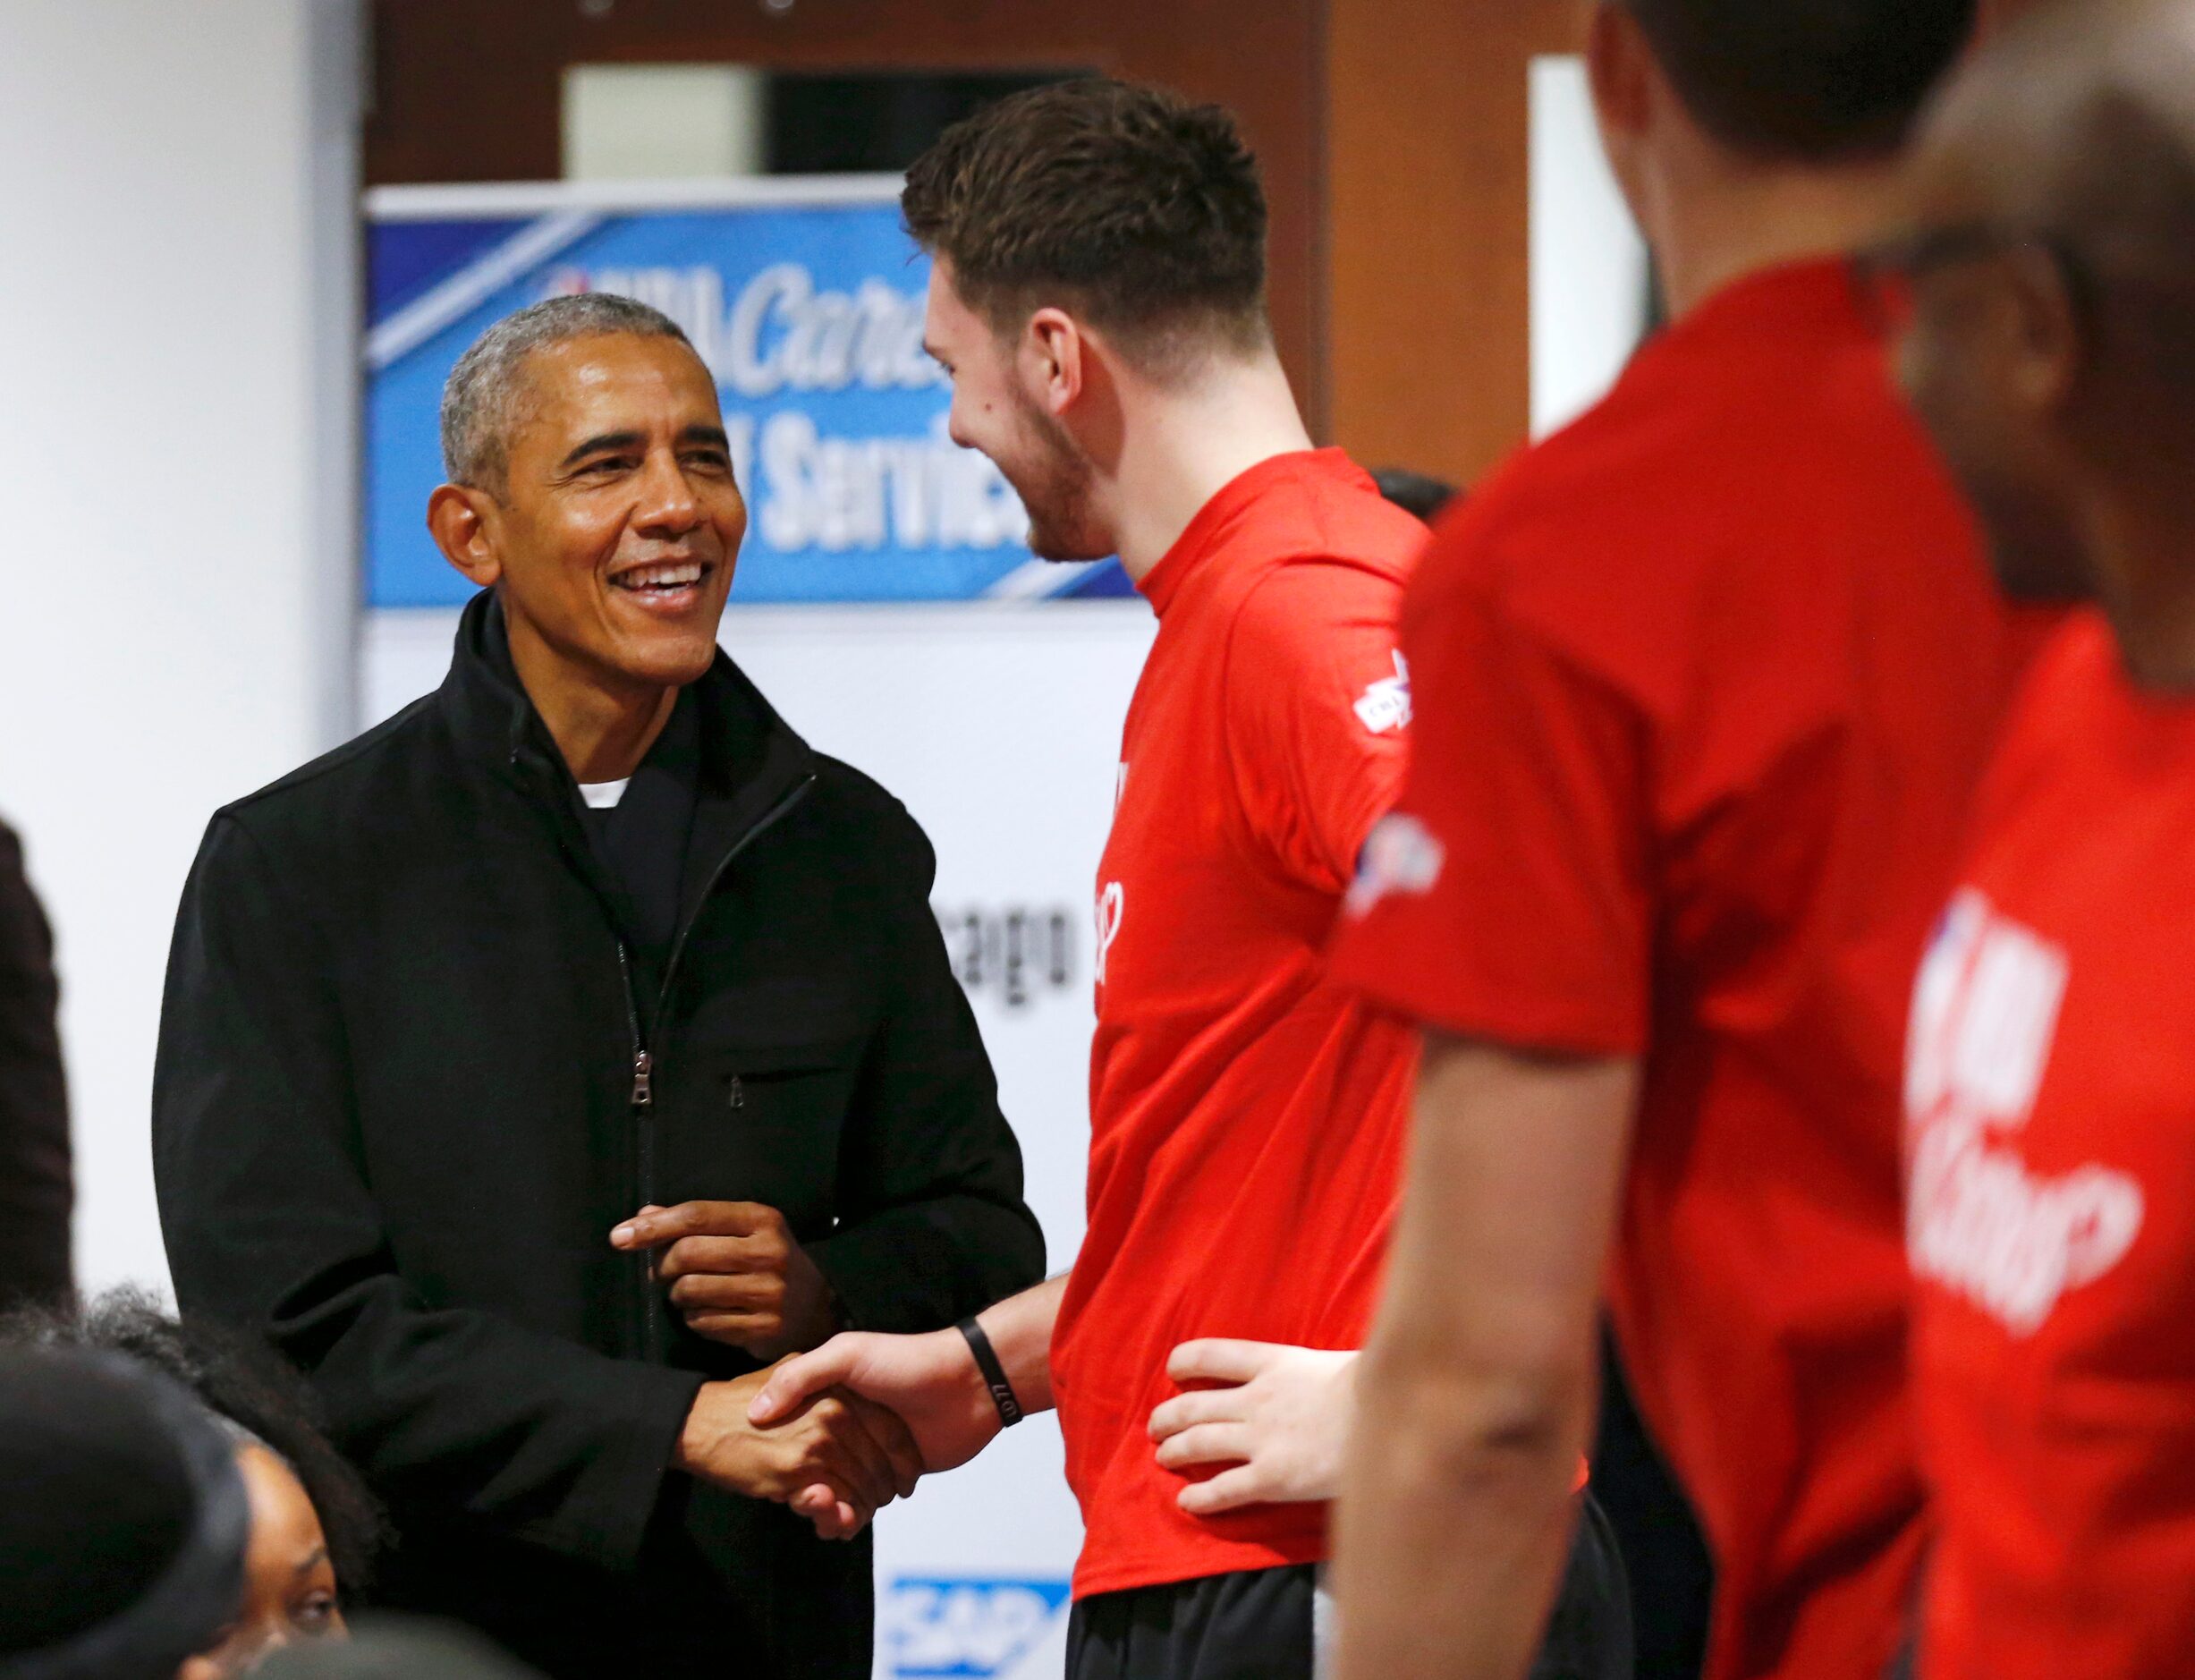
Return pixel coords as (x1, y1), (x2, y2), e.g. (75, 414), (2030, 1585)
(1220, 558), (1413, 895)
(1328, 533), (1654, 1056)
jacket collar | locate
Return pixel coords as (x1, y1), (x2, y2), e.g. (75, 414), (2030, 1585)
(438, 590), (819, 871)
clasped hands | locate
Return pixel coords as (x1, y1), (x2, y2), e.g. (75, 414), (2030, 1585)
(613, 1200), (914, 1540)
(616, 1202), (1360, 1540)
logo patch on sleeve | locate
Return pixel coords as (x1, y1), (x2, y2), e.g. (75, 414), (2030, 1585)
(1345, 812), (1446, 918)
(1353, 651), (1412, 734)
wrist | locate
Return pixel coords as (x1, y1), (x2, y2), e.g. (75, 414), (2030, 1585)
(674, 1387), (711, 1475)
(675, 1379), (752, 1479)
(958, 1316), (1025, 1428)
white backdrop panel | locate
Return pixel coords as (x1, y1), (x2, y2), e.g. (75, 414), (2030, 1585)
(363, 600), (1157, 1678)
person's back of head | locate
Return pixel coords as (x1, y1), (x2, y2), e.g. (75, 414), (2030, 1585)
(903, 76), (1270, 374)
(1622, 0), (1978, 165)
(0, 1350), (249, 1680)
(1886, 0), (2195, 643)
(1, 1288), (388, 1600)
(1370, 468), (1462, 526)
(1590, 0), (1979, 312)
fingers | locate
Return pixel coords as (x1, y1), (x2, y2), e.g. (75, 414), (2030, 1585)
(812, 1394), (900, 1514)
(681, 1311), (776, 1350)
(792, 1483), (869, 1541)
(668, 1270), (782, 1311)
(611, 1201), (785, 1252)
(657, 1231), (790, 1282)
(1166, 1338), (1283, 1387)
(1177, 1465), (1269, 1517)
(1154, 1422), (1253, 1472)
(750, 1337), (863, 1426)
(1149, 1386), (1249, 1441)
(843, 1395), (925, 1497)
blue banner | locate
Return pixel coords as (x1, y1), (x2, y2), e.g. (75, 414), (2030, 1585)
(365, 182), (1131, 607)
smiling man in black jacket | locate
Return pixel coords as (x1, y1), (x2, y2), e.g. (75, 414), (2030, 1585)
(153, 293), (1045, 1679)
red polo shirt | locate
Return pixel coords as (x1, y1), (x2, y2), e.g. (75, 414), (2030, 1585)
(1052, 449), (1426, 1599)
(1330, 262), (2049, 1680)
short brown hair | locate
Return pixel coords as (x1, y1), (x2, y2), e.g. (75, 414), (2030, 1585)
(1624, 0), (1977, 162)
(902, 78), (1269, 362)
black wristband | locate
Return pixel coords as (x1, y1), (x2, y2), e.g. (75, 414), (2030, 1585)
(958, 1316), (1024, 1428)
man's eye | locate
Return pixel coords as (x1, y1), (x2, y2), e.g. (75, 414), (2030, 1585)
(579, 456), (634, 477)
(292, 1593), (338, 1633)
(682, 450), (732, 472)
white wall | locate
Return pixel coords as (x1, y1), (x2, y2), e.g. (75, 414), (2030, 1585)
(1529, 56), (1651, 437)
(0, 0), (361, 1294)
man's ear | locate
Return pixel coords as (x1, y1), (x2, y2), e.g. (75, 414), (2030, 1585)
(1023, 309), (1086, 420)
(428, 483), (503, 589)
(1996, 244), (2083, 420)
(1586, 2), (1653, 148)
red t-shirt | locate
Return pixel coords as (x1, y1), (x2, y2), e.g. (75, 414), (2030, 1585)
(1329, 262), (2049, 1680)
(1907, 612), (2195, 1680)
(1052, 448), (1426, 1599)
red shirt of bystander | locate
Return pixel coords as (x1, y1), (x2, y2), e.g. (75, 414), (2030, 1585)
(1329, 261), (2049, 1680)
(1907, 611), (2195, 1680)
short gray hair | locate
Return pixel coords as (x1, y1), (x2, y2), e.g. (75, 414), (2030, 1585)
(438, 293), (693, 490)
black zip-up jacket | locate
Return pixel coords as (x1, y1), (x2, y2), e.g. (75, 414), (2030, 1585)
(153, 594), (1045, 1677)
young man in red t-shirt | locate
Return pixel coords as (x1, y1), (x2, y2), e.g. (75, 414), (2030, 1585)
(1874, 5), (2195, 1674)
(749, 80), (1627, 1679)
(1323, 4), (2054, 1679)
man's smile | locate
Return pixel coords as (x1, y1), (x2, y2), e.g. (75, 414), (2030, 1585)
(606, 555), (721, 614)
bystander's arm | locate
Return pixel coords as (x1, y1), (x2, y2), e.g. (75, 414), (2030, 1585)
(0, 819), (70, 1311)
(1333, 1033), (1636, 1680)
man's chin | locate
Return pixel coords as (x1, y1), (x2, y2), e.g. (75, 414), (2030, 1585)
(1026, 525), (1115, 565)
(603, 625), (722, 692)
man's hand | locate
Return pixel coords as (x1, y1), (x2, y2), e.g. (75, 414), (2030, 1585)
(1149, 1341), (1358, 1514)
(612, 1201), (839, 1361)
(750, 1328), (1003, 1479)
(677, 1367), (922, 1541)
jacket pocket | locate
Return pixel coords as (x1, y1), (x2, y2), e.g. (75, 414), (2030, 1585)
(660, 1039), (862, 1239)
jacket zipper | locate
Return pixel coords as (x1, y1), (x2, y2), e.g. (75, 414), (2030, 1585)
(616, 942), (662, 1359)
(618, 773), (817, 1362)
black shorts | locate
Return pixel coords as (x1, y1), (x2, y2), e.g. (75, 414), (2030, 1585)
(1064, 1492), (1634, 1680)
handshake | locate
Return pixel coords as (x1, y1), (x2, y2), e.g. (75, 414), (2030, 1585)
(615, 1201), (1361, 1542)
(611, 1201), (1004, 1541)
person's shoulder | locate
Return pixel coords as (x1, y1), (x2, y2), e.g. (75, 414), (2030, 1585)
(803, 755), (936, 877)
(1247, 454), (1428, 580)
(209, 696), (446, 853)
(1213, 461), (1420, 638)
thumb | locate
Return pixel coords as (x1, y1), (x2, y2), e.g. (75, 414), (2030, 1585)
(750, 1337), (859, 1425)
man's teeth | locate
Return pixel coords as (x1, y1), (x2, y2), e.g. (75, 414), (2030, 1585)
(616, 563), (705, 590)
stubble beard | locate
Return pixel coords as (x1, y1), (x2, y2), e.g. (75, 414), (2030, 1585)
(1008, 398), (1113, 564)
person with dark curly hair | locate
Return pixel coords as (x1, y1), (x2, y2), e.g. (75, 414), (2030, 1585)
(1, 1289), (390, 1674)
(0, 1348), (250, 1680)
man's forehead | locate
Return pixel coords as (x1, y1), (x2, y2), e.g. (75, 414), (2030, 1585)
(514, 334), (720, 435)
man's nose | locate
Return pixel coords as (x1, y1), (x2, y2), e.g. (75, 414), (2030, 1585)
(633, 449), (703, 533)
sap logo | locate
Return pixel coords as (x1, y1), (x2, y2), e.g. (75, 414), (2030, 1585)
(879, 1577), (1072, 1679)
